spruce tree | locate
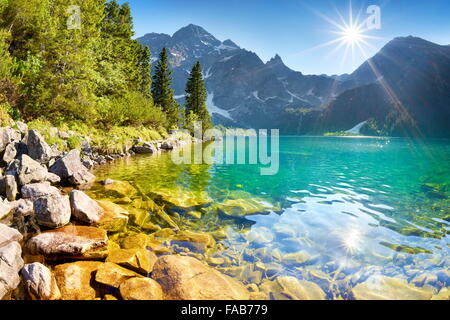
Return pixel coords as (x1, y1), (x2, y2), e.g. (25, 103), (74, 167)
(185, 61), (212, 131)
(151, 47), (180, 128)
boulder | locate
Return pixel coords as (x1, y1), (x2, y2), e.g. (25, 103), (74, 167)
(0, 223), (23, 247)
(49, 149), (95, 186)
(82, 157), (94, 169)
(2, 143), (16, 164)
(21, 262), (61, 300)
(106, 248), (157, 275)
(10, 198), (34, 216)
(34, 195), (71, 228)
(27, 225), (108, 259)
(174, 230), (215, 248)
(95, 200), (129, 232)
(0, 241), (24, 299)
(54, 261), (103, 300)
(15, 155), (48, 186)
(45, 172), (61, 184)
(352, 275), (436, 300)
(69, 190), (104, 224)
(25, 130), (54, 163)
(21, 182), (61, 199)
(95, 262), (142, 288)
(119, 277), (164, 300)
(0, 201), (12, 220)
(152, 255), (250, 300)
(5, 174), (18, 201)
(102, 180), (137, 198)
(132, 143), (157, 154)
(0, 127), (21, 153)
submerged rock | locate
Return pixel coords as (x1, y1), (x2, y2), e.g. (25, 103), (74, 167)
(54, 261), (103, 300)
(151, 187), (212, 208)
(102, 180), (137, 198)
(260, 276), (326, 300)
(209, 198), (280, 217)
(106, 248), (157, 275)
(119, 277), (164, 300)
(27, 225), (108, 259)
(96, 200), (129, 232)
(49, 149), (95, 186)
(352, 275), (436, 300)
(69, 190), (104, 224)
(152, 255), (250, 300)
(95, 262), (142, 288)
(21, 262), (61, 300)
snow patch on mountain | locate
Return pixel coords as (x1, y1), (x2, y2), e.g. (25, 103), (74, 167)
(206, 92), (233, 120)
(346, 121), (367, 134)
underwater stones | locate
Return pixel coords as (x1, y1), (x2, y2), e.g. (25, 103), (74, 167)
(282, 251), (312, 265)
(27, 225), (108, 259)
(253, 247), (282, 263)
(152, 255), (250, 300)
(352, 275), (436, 300)
(151, 187), (212, 208)
(49, 149), (95, 186)
(210, 197), (279, 217)
(174, 230), (215, 248)
(260, 276), (326, 300)
(21, 262), (61, 300)
(120, 233), (151, 250)
(54, 261), (103, 300)
(95, 262), (142, 288)
(245, 226), (274, 245)
(411, 272), (438, 287)
(34, 195), (71, 228)
(106, 248), (157, 275)
(95, 200), (129, 232)
(431, 287), (450, 300)
(128, 208), (160, 231)
(119, 277), (164, 300)
(69, 190), (104, 224)
(21, 182), (60, 199)
(25, 130), (54, 164)
(102, 180), (137, 198)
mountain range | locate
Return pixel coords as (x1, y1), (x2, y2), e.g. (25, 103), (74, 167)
(138, 24), (450, 137)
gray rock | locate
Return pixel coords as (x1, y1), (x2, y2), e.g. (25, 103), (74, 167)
(82, 157), (94, 169)
(2, 143), (17, 164)
(25, 130), (54, 163)
(0, 241), (23, 299)
(10, 198), (34, 216)
(5, 174), (18, 201)
(34, 195), (71, 228)
(21, 262), (61, 300)
(160, 140), (175, 150)
(0, 202), (12, 220)
(100, 178), (115, 185)
(15, 121), (28, 134)
(16, 155), (48, 186)
(49, 149), (95, 186)
(45, 172), (61, 185)
(21, 182), (61, 199)
(69, 190), (104, 224)
(58, 131), (69, 139)
(0, 224), (23, 247)
(0, 127), (21, 153)
(132, 144), (157, 154)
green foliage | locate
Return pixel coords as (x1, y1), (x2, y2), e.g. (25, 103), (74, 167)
(67, 135), (82, 150)
(152, 47), (181, 128)
(184, 61), (211, 132)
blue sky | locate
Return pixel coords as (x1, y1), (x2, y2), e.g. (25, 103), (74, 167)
(120, 0), (450, 75)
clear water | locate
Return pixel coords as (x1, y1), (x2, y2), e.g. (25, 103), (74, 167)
(94, 136), (450, 299)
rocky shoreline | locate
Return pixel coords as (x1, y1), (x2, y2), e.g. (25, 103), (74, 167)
(0, 122), (254, 300)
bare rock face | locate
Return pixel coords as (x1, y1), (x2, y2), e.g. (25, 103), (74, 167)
(27, 225), (108, 259)
(69, 190), (104, 224)
(54, 261), (103, 300)
(0, 241), (24, 299)
(119, 277), (164, 300)
(34, 195), (71, 228)
(21, 182), (61, 199)
(49, 149), (95, 186)
(15, 155), (48, 186)
(152, 255), (250, 300)
(25, 130), (54, 164)
(352, 275), (436, 300)
(0, 223), (23, 247)
(21, 262), (61, 300)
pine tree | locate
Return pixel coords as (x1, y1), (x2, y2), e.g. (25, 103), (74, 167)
(185, 61), (212, 131)
(151, 47), (180, 128)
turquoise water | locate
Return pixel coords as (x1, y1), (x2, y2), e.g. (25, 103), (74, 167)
(95, 136), (450, 299)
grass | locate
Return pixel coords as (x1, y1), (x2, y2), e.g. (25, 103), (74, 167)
(28, 118), (169, 154)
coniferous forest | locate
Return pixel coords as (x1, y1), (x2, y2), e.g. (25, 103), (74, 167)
(0, 0), (209, 136)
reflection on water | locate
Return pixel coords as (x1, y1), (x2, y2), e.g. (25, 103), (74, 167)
(94, 136), (450, 299)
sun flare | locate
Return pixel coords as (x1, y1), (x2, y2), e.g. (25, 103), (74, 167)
(342, 26), (362, 44)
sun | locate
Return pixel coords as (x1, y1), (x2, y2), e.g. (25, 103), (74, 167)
(341, 25), (362, 44)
